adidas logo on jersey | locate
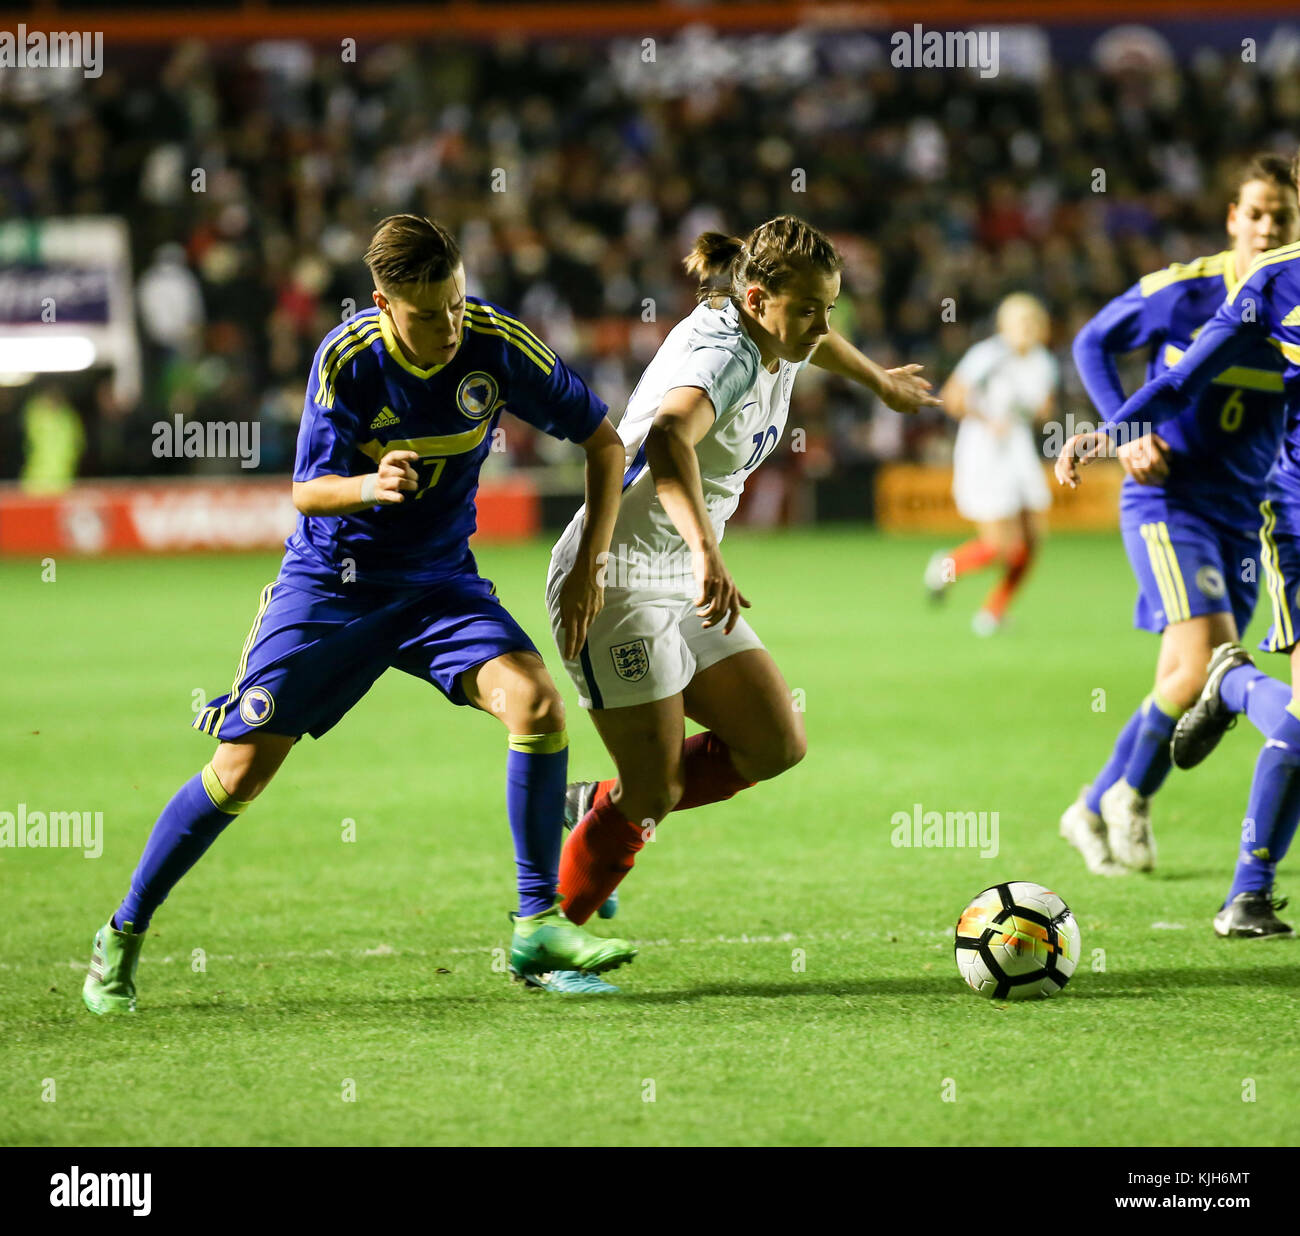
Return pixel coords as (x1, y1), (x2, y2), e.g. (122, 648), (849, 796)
(1282, 305), (1300, 327)
(369, 407), (401, 430)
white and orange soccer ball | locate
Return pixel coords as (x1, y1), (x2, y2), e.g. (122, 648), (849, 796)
(954, 881), (1081, 1000)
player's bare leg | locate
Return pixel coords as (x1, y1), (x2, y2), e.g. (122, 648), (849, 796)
(461, 650), (637, 983)
(84, 731), (295, 1014)
(210, 733), (297, 800)
(681, 648), (806, 786)
(462, 649), (566, 735)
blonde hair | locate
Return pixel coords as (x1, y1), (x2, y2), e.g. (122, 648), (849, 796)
(683, 215), (842, 304)
(996, 293), (1049, 346)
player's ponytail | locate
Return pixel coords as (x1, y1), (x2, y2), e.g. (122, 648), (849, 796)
(686, 216), (842, 305)
(683, 232), (746, 301)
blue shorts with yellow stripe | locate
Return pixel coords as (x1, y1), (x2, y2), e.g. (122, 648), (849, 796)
(1257, 475), (1300, 654)
(193, 573), (537, 741)
(1119, 487), (1258, 636)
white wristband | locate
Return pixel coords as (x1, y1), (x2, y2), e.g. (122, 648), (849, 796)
(360, 474), (378, 505)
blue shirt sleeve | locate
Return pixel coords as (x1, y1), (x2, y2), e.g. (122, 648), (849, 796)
(1101, 274), (1275, 438)
(1072, 282), (1163, 419)
(293, 343), (364, 482)
(504, 346), (608, 444)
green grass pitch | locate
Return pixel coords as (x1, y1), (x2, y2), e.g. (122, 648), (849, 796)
(2, 527), (1298, 1146)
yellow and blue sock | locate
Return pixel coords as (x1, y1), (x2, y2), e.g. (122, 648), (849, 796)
(506, 730), (569, 918)
(1120, 691), (1181, 797)
(113, 764), (250, 932)
(1225, 705), (1300, 903)
(1085, 705), (1146, 815)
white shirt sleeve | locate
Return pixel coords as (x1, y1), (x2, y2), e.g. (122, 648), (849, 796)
(666, 344), (756, 418)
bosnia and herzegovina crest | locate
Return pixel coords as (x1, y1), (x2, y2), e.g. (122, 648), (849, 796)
(610, 639), (649, 682)
(457, 371), (499, 421)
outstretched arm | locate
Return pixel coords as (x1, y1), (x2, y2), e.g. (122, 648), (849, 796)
(1056, 302), (1264, 489)
(811, 329), (942, 415)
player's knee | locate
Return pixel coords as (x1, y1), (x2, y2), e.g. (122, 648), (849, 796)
(748, 729), (807, 780)
(209, 759), (271, 803)
(1157, 663), (1205, 711)
(510, 681), (565, 733)
(210, 740), (287, 803)
(621, 772), (682, 821)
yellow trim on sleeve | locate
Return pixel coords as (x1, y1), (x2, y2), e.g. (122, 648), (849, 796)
(1229, 242), (1300, 305)
(318, 317), (382, 409)
(464, 303), (556, 364)
(1160, 343), (1284, 392)
(508, 731), (570, 755)
(463, 307), (554, 374)
(1139, 252), (1227, 299)
(1270, 338), (1300, 365)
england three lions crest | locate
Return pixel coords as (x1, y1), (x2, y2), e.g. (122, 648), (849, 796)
(610, 639), (649, 682)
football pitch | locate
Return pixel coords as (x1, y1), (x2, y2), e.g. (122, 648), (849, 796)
(3, 527), (1298, 1147)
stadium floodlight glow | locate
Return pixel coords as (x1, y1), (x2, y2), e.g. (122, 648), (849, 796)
(0, 335), (97, 373)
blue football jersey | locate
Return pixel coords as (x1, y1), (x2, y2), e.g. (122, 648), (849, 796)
(1105, 241), (1300, 500)
(282, 298), (606, 594)
(1075, 249), (1287, 531)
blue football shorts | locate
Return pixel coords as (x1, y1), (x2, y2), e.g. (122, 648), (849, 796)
(193, 572), (537, 741)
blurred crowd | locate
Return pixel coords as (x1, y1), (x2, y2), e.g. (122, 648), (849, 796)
(2, 30), (1300, 485)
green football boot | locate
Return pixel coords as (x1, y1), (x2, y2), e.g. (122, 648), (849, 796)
(509, 901), (635, 977)
(83, 919), (145, 1015)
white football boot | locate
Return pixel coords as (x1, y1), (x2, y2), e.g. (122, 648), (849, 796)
(1099, 779), (1157, 871)
(1059, 788), (1125, 876)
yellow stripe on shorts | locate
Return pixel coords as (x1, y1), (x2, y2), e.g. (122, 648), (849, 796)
(1141, 523), (1184, 623)
(212, 581), (277, 735)
(1260, 500), (1295, 652)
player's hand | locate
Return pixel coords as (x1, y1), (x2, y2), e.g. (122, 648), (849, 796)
(375, 450), (420, 504)
(693, 546), (750, 634)
(878, 364), (943, 416)
(1054, 431), (1109, 489)
(557, 560), (605, 660)
(1117, 433), (1170, 485)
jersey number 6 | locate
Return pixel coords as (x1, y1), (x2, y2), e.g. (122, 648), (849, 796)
(1219, 388), (1246, 433)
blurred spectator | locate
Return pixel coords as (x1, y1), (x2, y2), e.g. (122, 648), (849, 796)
(20, 385), (84, 494)
(0, 30), (1296, 482)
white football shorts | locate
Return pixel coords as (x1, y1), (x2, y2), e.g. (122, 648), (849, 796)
(545, 555), (765, 709)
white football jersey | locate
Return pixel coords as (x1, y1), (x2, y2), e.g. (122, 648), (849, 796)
(953, 335), (1057, 426)
(552, 298), (807, 585)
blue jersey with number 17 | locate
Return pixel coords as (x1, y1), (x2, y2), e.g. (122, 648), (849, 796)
(281, 298), (606, 596)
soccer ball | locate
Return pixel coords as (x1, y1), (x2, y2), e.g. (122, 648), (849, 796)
(954, 881), (1081, 1000)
